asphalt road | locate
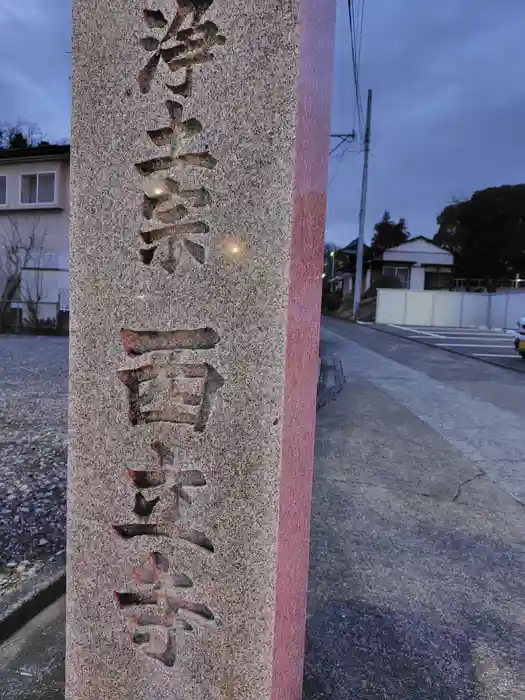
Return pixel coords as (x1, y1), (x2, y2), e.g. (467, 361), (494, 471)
(371, 323), (525, 373)
(310, 318), (525, 698)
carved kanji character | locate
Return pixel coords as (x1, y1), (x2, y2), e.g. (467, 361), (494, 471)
(117, 353), (224, 430)
(137, 2), (225, 93)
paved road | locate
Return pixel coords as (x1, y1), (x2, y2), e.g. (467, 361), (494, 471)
(305, 318), (525, 698)
(371, 323), (525, 373)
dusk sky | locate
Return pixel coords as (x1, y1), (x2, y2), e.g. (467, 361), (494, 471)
(1, 0), (524, 248)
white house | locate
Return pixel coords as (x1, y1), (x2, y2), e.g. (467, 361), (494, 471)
(365, 236), (454, 291)
(0, 144), (69, 326)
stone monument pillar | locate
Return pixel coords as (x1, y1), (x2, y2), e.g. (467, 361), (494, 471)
(68, 1), (336, 698)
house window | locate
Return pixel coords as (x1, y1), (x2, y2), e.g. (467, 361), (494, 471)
(425, 270), (452, 290)
(0, 175), (6, 206)
(20, 172), (56, 205)
(383, 265), (410, 287)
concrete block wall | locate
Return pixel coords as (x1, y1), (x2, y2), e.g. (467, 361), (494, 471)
(376, 289), (525, 329)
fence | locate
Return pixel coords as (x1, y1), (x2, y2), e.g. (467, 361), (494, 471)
(376, 289), (525, 329)
(0, 300), (69, 334)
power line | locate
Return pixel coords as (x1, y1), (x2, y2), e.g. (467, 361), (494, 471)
(347, 0), (365, 137)
(356, 1), (365, 71)
(327, 144), (365, 189)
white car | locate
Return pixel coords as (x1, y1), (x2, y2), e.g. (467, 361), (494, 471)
(515, 316), (525, 359)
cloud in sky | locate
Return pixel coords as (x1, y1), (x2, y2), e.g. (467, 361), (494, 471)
(328, 0), (525, 246)
(0, 0), (71, 143)
(1, 0), (524, 249)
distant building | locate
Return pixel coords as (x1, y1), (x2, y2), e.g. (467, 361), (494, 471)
(366, 236), (454, 291)
(333, 236), (454, 297)
(0, 144), (69, 327)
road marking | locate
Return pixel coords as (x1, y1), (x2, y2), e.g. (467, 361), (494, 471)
(388, 324), (444, 338)
(430, 332), (510, 337)
(435, 343), (513, 348)
(405, 326), (462, 330)
(409, 335), (513, 341)
(472, 353), (521, 358)
(430, 335), (514, 343)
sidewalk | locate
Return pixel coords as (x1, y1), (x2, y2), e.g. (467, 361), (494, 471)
(304, 326), (525, 698)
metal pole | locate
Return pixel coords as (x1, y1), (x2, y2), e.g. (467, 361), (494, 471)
(331, 251), (335, 279)
(352, 88), (373, 318)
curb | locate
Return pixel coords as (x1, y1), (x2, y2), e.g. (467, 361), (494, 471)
(365, 324), (525, 375)
(317, 353), (346, 409)
(0, 552), (66, 645)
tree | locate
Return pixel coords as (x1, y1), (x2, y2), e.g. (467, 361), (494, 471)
(370, 211), (410, 255)
(433, 199), (464, 257)
(0, 120), (44, 150)
(433, 185), (525, 286)
(0, 217), (47, 330)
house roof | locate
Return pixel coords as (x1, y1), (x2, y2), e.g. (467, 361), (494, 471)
(369, 259), (417, 268)
(342, 238), (358, 250)
(405, 235), (438, 246)
(381, 235), (448, 254)
(0, 144), (70, 164)
(339, 238), (371, 254)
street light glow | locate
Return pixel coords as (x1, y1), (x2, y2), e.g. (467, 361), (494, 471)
(222, 237), (245, 259)
(143, 179), (168, 198)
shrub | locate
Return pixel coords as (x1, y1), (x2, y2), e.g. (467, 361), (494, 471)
(362, 274), (404, 299)
(321, 293), (342, 312)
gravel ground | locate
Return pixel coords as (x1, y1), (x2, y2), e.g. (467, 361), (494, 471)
(0, 336), (68, 596)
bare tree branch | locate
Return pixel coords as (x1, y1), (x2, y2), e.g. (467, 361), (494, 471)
(0, 120), (45, 149)
(0, 217), (47, 330)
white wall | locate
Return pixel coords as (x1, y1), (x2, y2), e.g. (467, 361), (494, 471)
(21, 267), (68, 304)
(16, 254), (69, 321)
(409, 266), (425, 291)
(376, 289), (488, 327)
(488, 291), (525, 330)
(0, 160), (69, 260)
(376, 289), (525, 328)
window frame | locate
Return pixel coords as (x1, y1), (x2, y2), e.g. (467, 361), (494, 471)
(383, 264), (411, 287)
(0, 174), (7, 207)
(18, 170), (58, 207)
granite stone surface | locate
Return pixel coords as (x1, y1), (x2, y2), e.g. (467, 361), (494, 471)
(68, 1), (335, 699)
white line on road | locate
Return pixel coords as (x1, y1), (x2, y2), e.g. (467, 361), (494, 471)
(388, 324), (444, 338)
(409, 336), (513, 341)
(472, 353), (521, 358)
(435, 344), (513, 348)
(426, 335), (514, 343)
(402, 326), (461, 330)
(429, 332), (511, 337)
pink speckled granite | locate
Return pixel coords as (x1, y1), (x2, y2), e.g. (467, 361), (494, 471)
(271, 0), (336, 698)
(68, 1), (335, 699)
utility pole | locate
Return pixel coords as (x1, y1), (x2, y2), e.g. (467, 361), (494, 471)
(327, 131), (357, 290)
(352, 88), (372, 318)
